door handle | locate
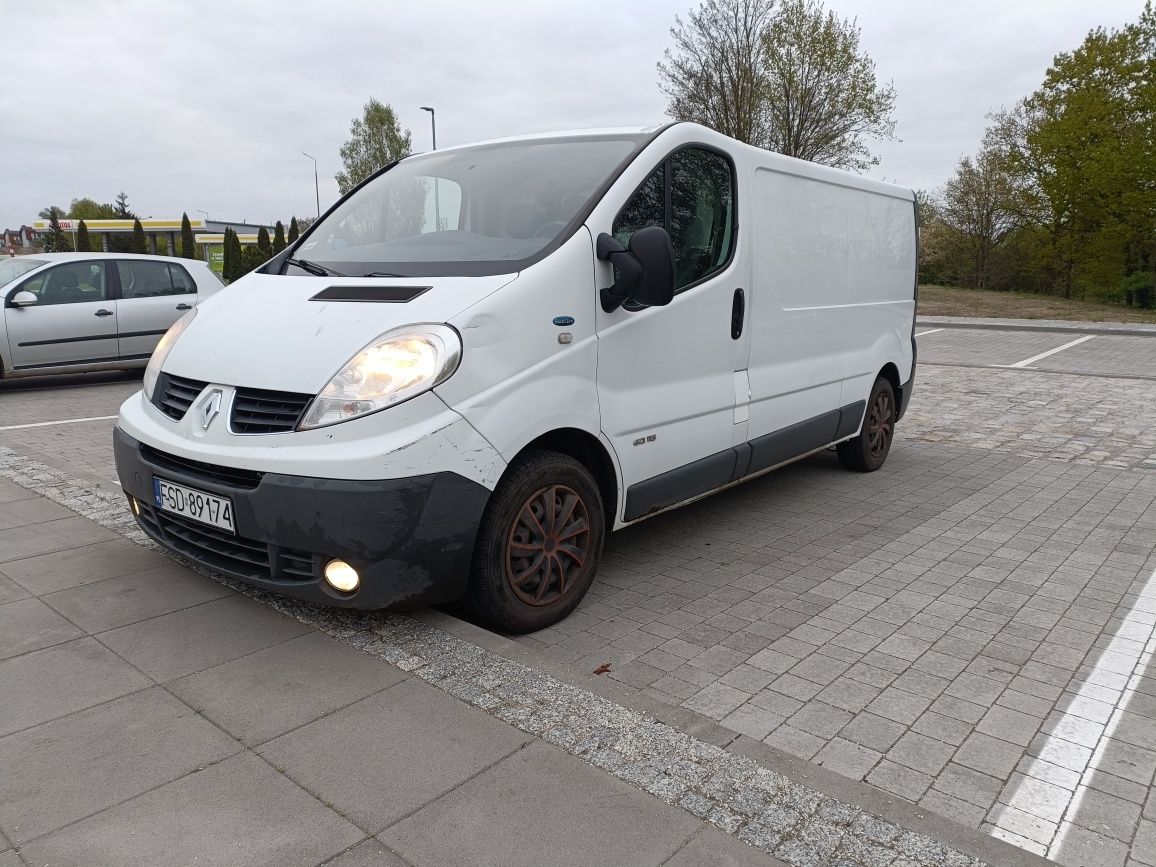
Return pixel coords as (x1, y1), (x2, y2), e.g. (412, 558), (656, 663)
(95, 308), (113, 317)
(730, 288), (745, 340)
(175, 303), (192, 310)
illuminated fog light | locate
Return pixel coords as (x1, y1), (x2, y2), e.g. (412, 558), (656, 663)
(323, 560), (360, 593)
(129, 497), (140, 516)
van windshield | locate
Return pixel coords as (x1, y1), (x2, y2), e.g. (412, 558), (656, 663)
(291, 134), (648, 278)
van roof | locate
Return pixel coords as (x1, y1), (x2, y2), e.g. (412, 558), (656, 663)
(410, 123), (914, 202)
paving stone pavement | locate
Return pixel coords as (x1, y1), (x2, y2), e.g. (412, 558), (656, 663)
(0, 452), (1027, 867)
(2, 326), (1155, 866)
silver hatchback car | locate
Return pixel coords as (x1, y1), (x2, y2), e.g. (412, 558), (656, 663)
(0, 253), (223, 379)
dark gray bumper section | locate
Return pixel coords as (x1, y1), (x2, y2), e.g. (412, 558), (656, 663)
(113, 427), (491, 609)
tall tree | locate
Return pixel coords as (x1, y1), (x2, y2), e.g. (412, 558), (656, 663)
(42, 208), (72, 253)
(287, 217), (300, 244)
(180, 213), (197, 259)
(242, 245), (266, 275)
(113, 191), (136, 219)
(222, 228), (236, 282)
(936, 147), (1020, 289)
(76, 220), (91, 253)
(335, 97), (412, 194)
(273, 220), (286, 254)
(658, 0), (776, 146)
(257, 226), (272, 258)
(986, 3), (1156, 298)
(760, 0), (897, 170)
(658, 0), (896, 171)
(131, 219), (148, 254)
(69, 198), (117, 220)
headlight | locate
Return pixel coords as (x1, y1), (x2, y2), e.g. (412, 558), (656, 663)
(143, 308), (197, 400)
(298, 324), (461, 430)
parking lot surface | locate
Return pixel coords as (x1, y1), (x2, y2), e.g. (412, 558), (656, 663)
(1, 322), (1154, 867)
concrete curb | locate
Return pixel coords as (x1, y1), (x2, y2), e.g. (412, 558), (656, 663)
(917, 316), (1156, 337)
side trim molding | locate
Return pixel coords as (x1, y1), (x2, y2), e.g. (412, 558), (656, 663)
(623, 401), (869, 522)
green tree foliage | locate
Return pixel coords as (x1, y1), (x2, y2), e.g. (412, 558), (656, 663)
(42, 207), (72, 252)
(761, 0), (897, 170)
(257, 226), (272, 258)
(131, 218), (148, 254)
(180, 213), (197, 259)
(242, 245), (266, 274)
(69, 198), (117, 220)
(932, 147), (1020, 289)
(335, 97), (412, 194)
(658, 0), (776, 146)
(222, 228), (237, 283)
(287, 217), (299, 244)
(76, 220), (91, 253)
(38, 205), (66, 220)
(658, 0), (896, 170)
(113, 191), (136, 219)
(273, 221), (286, 254)
(934, 3), (1156, 305)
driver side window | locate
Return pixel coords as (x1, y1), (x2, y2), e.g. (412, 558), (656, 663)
(612, 147), (736, 292)
(18, 262), (109, 306)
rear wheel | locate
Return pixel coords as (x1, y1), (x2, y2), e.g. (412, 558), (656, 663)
(837, 377), (896, 472)
(466, 450), (605, 633)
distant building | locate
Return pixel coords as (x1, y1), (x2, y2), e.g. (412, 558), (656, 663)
(25, 217), (274, 274)
(3, 225), (42, 254)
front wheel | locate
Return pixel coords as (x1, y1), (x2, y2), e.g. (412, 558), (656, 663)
(466, 450), (605, 633)
(837, 377), (896, 472)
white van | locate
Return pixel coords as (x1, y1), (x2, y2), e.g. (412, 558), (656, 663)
(114, 123), (917, 632)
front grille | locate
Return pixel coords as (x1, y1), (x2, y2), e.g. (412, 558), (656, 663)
(153, 373), (207, 420)
(136, 502), (318, 583)
(140, 444), (264, 490)
(230, 387), (313, 434)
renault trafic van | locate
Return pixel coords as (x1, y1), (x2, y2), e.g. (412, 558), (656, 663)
(114, 122), (917, 632)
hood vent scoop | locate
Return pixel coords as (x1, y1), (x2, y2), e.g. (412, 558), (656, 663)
(310, 285), (431, 303)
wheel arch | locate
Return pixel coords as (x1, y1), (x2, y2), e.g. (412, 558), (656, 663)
(878, 362), (901, 405)
(512, 428), (620, 531)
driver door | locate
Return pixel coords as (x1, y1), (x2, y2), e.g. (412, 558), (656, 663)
(4, 261), (118, 369)
(594, 144), (750, 522)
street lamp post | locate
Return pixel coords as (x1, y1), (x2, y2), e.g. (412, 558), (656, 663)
(420, 106), (440, 229)
(301, 151), (320, 219)
(419, 106), (437, 150)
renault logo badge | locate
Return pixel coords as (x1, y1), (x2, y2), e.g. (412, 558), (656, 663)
(201, 389), (223, 430)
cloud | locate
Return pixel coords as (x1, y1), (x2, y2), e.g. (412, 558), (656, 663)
(0, 0), (1139, 228)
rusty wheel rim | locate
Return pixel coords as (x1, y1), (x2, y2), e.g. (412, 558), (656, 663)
(505, 484), (591, 607)
(867, 389), (893, 459)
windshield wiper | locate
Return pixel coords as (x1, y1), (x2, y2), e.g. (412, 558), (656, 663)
(285, 258), (347, 277)
(362, 272), (408, 278)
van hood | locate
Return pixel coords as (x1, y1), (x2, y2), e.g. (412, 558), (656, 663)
(162, 271), (516, 393)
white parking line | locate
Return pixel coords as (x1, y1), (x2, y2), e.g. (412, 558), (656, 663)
(990, 564), (1156, 858)
(914, 328), (945, 337)
(0, 415), (118, 432)
(1005, 334), (1095, 369)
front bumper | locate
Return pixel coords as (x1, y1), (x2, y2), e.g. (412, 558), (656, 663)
(114, 427), (490, 609)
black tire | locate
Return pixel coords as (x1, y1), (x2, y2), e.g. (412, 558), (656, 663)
(466, 449), (605, 633)
(837, 377), (896, 472)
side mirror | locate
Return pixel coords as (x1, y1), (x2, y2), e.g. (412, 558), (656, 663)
(597, 226), (676, 312)
(9, 290), (37, 308)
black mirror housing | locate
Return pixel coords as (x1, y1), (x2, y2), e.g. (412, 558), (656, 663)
(597, 226), (676, 312)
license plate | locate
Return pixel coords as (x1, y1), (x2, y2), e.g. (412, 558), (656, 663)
(153, 477), (235, 534)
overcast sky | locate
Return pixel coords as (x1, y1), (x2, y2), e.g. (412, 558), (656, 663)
(0, 0), (1141, 230)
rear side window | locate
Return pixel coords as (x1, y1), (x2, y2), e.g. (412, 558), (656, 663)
(168, 263), (197, 293)
(612, 146), (736, 291)
(117, 260), (192, 298)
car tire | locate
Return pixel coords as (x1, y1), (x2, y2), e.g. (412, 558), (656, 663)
(836, 376), (896, 472)
(466, 449), (605, 634)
